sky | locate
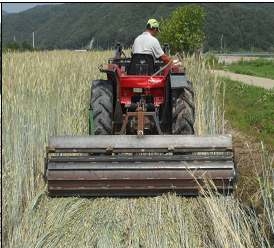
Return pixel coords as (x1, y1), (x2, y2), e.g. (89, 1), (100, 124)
(2, 3), (62, 13)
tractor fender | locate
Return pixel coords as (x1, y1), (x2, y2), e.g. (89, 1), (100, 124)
(170, 73), (189, 89)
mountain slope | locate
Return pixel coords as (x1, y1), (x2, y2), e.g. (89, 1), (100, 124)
(2, 3), (274, 51)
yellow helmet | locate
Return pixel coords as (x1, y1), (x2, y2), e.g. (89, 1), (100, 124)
(146, 18), (160, 31)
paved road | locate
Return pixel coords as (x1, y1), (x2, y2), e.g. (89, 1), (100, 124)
(213, 70), (274, 90)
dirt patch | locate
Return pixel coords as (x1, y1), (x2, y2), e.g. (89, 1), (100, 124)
(213, 70), (274, 89)
(231, 126), (274, 244)
(227, 124), (273, 202)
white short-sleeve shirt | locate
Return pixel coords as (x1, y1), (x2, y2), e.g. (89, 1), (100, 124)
(132, 31), (164, 59)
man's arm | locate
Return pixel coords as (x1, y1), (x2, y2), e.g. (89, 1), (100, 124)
(160, 54), (172, 64)
(152, 38), (172, 64)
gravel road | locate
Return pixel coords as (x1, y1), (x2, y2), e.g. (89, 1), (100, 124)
(213, 70), (274, 90)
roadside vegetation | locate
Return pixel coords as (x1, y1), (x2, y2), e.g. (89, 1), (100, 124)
(2, 50), (273, 247)
(224, 59), (274, 80)
(222, 78), (274, 148)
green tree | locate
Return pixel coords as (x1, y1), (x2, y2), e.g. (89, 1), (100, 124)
(159, 5), (206, 54)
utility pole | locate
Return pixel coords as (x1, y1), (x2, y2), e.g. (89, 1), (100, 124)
(89, 38), (94, 50)
(32, 32), (35, 49)
(220, 34), (223, 53)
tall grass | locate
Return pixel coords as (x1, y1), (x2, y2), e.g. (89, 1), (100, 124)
(3, 50), (273, 247)
(7, 194), (271, 248)
(185, 57), (225, 135)
(2, 50), (111, 245)
(246, 142), (274, 238)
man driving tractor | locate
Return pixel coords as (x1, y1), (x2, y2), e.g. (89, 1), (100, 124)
(132, 18), (172, 65)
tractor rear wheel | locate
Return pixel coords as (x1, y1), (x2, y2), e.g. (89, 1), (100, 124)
(172, 81), (195, 134)
(90, 80), (113, 134)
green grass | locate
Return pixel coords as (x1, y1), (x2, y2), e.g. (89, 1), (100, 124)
(223, 78), (274, 148)
(224, 59), (274, 80)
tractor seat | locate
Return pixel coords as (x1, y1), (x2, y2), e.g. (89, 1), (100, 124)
(127, 54), (155, 75)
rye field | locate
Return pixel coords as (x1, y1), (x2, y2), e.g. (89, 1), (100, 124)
(2, 50), (273, 247)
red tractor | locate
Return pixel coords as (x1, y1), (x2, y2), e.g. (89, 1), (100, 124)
(45, 44), (235, 197)
(89, 43), (195, 136)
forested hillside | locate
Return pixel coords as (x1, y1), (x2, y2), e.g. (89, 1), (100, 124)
(2, 3), (274, 51)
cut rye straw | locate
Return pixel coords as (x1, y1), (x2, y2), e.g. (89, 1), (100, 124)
(2, 50), (273, 247)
